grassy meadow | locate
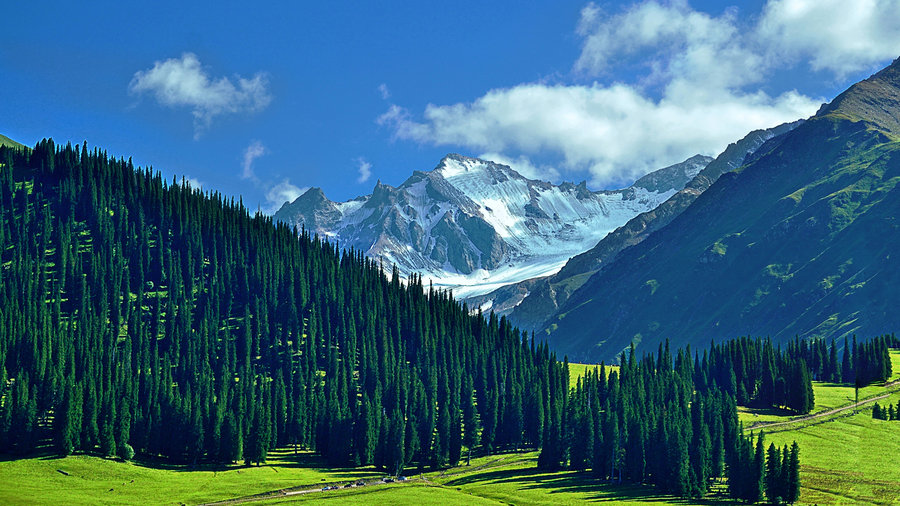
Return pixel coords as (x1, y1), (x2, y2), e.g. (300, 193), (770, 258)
(567, 362), (619, 389)
(0, 449), (381, 506)
(765, 390), (900, 506)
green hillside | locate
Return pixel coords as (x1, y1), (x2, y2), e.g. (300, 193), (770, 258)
(0, 139), (569, 473)
(509, 121), (800, 332)
(545, 58), (900, 363)
(0, 133), (26, 149)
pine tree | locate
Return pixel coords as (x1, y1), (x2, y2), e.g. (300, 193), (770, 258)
(462, 379), (480, 465)
(751, 432), (765, 504)
(842, 337), (852, 384)
(787, 441), (800, 504)
(765, 442), (781, 504)
(55, 377), (79, 456)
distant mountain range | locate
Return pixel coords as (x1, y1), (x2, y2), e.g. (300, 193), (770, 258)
(274, 153), (711, 299)
(543, 57), (900, 362)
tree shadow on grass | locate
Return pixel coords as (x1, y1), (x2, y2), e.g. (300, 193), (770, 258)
(446, 467), (732, 504)
(143, 449), (382, 482)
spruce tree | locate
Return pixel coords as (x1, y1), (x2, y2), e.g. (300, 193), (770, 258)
(765, 442), (781, 504)
(787, 441), (800, 504)
(751, 432), (765, 504)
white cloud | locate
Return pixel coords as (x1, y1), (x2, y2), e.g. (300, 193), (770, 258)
(241, 140), (267, 181)
(235, 141), (307, 214)
(478, 152), (560, 182)
(575, 1), (765, 93)
(378, 1), (897, 187)
(758, 0), (900, 76)
(378, 83), (391, 100)
(129, 52), (271, 137)
(379, 83), (817, 186)
(356, 157), (372, 183)
(264, 179), (307, 214)
(184, 176), (204, 190)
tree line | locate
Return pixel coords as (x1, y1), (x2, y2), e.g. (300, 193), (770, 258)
(729, 431), (800, 504)
(872, 400), (900, 420)
(537, 338), (810, 499)
(801, 334), (895, 386)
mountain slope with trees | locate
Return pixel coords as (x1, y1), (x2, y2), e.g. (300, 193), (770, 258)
(0, 140), (570, 471)
(544, 58), (900, 363)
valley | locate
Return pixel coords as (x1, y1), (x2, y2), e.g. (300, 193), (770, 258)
(4, 4), (900, 504)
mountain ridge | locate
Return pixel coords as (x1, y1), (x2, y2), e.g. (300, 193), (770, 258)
(472, 121), (802, 329)
(274, 152), (711, 299)
(542, 58), (900, 362)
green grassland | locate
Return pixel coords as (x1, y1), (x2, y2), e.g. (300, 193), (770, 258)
(568, 362), (619, 389)
(0, 449), (381, 506)
(765, 390), (900, 506)
(261, 452), (723, 506)
(3, 353), (898, 505)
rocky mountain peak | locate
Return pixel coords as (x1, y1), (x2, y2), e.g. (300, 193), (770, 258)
(631, 154), (713, 193)
(818, 55), (900, 137)
(274, 187), (340, 235)
(274, 152), (714, 299)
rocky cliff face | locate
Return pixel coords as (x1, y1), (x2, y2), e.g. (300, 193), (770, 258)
(274, 153), (711, 298)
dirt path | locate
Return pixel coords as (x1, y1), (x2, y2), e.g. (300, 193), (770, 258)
(438, 454), (517, 479)
(748, 379), (900, 431)
(197, 476), (420, 506)
(198, 454), (521, 506)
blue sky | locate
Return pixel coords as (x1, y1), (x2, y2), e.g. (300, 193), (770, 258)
(2, 1), (899, 212)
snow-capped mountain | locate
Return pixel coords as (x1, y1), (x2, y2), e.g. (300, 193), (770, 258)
(274, 153), (712, 299)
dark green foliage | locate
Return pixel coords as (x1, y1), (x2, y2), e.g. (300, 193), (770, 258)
(787, 442), (800, 504)
(751, 432), (765, 504)
(871, 401), (897, 422)
(0, 140), (567, 469)
(547, 337), (817, 500)
(765, 443), (782, 504)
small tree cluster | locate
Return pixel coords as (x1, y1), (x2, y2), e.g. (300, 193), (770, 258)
(840, 335), (895, 387)
(730, 431), (800, 504)
(872, 401), (900, 421)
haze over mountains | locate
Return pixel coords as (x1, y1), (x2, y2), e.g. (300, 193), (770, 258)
(544, 57), (900, 362)
(274, 153), (711, 299)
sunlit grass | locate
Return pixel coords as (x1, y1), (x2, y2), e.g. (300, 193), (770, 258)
(567, 363), (619, 389)
(0, 449), (382, 505)
(766, 391), (900, 505)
